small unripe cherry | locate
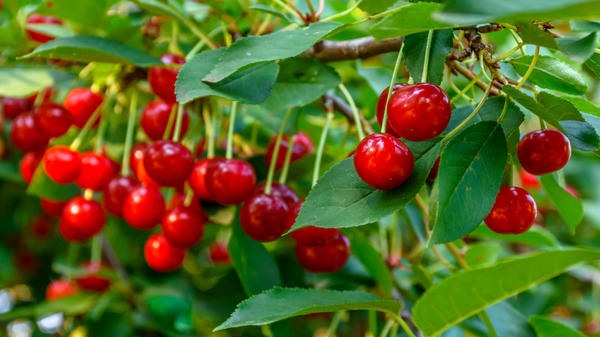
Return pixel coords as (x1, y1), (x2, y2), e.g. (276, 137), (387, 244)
(62, 196), (106, 237)
(205, 158), (256, 205)
(209, 242), (231, 264)
(43, 145), (81, 184)
(517, 129), (571, 175)
(143, 140), (194, 187)
(63, 87), (103, 128)
(484, 186), (537, 234)
(122, 186), (165, 230)
(161, 206), (207, 248)
(144, 233), (186, 272)
(240, 193), (289, 242)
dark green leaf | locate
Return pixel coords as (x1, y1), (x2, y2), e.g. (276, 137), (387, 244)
(358, 0), (396, 14)
(470, 225), (559, 247)
(402, 29), (453, 85)
(249, 5), (295, 22)
(26, 165), (80, 201)
(370, 2), (454, 39)
(530, 315), (587, 337)
(132, 0), (189, 23)
(559, 120), (599, 151)
(503, 86), (555, 123)
(539, 174), (584, 233)
(558, 32), (598, 62)
(356, 61), (394, 94)
(536, 91), (585, 122)
(146, 295), (192, 332)
(446, 96), (524, 138)
(345, 228), (394, 295)
(516, 21), (558, 49)
(508, 55), (587, 95)
(584, 53), (600, 77)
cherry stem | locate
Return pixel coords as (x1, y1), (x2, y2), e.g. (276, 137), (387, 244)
(391, 313), (416, 337)
(94, 95), (113, 154)
(91, 234), (102, 264)
(338, 83), (364, 140)
(265, 107), (293, 195)
(184, 184), (194, 207)
(32, 88), (46, 107)
(497, 96), (510, 123)
(84, 188), (94, 200)
(226, 101), (238, 160)
(441, 82), (493, 143)
(493, 43), (524, 63)
(312, 111), (333, 187)
(321, 0), (362, 22)
(326, 310), (345, 337)
(379, 318), (395, 337)
(516, 45), (540, 90)
(70, 98), (106, 151)
(479, 311), (499, 337)
(172, 103), (185, 142)
(508, 29), (527, 56)
(168, 20), (183, 55)
(163, 103), (178, 140)
(66, 243), (80, 265)
(449, 71), (483, 104)
(203, 103), (215, 158)
(381, 44), (405, 134)
(421, 29), (434, 83)
(278, 136), (295, 184)
(121, 92), (138, 176)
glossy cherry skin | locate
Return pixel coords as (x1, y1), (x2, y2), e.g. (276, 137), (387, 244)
(46, 279), (77, 300)
(240, 193), (290, 242)
(122, 186), (165, 230)
(148, 54), (186, 102)
(75, 262), (111, 292)
(76, 152), (117, 190)
(253, 182), (298, 208)
(189, 158), (215, 200)
(265, 132), (314, 170)
(33, 103), (72, 138)
(130, 143), (160, 188)
(376, 84), (407, 137)
(519, 169), (540, 189)
(206, 159), (256, 205)
(20, 151), (42, 184)
(141, 100), (189, 140)
(353, 133), (414, 190)
(62, 197), (106, 237)
(484, 186), (537, 234)
(63, 88), (103, 128)
(103, 175), (138, 217)
(209, 242), (231, 264)
(517, 129), (571, 175)
(143, 140), (194, 187)
(43, 145), (81, 184)
(26, 14), (62, 43)
(161, 206), (206, 248)
(10, 112), (49, 152)
(295, 233), (350, 273)
(144, 233), (186, 272)
(2, 97), (32, 119)
(386, 83), (452, 141)
(59, 217), (91, 242)
(41, 198), (67, 217)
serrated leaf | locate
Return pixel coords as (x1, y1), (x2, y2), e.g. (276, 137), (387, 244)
(508, 55), (587, 95)
(402, 29), (453, 85)
(27, 165), (80, 201)
(470, 225), (559, 247)
(562, 95), (600, 117)
(412, 248), (600, 337)
(431, 122), (507, 244)
(249, 5), (295, 22)
(539, 174), (584, 233)
(529, 316), (587, 337)
(215, 288), (401, 330)
(516, 21), (558, 49)
(559, 120), (599, 151)
(370, 2), (454, 39)
(558, 32), (598, 63)
(536, 91), (585, 121)
(21, 35), (161, 67)
(345, 228), (394, 295)
(502, 86), (555, 123)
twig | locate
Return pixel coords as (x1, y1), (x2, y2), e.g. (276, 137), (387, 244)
(448, 61), (500, 95)
(101, 235), (129, 281)
(304, 36), (403, 62)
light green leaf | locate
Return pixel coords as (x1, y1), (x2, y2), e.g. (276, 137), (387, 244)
(536, 91), (585, 121)
(539, 174), (584, 233)
(0, 294), (97, 321)
(370, 2), (454, 39)
(558, 32), (598, 63)
(559, 120), (599, 151)
(358, 0), (397, 14)
(345, 228), (394, 295)
(465, 242), (501, 268)
(0, 67), (73, 97)
(249, 5), (295, 22)
(470, 225), (559, 247)
(402, 29), (453, 85)
(585, 53), (600, 77)
(45, 0), (116, 27)
(530, 315), (587, 337)
(27, 165), (80, 201)
(24, 24), (74, 39)
(356, 61), (394, 94)
(508, 55), (587, 95)
(502, 86), (555, 123)
(132, 0), (189, 23)
(516, 21), (558, 49)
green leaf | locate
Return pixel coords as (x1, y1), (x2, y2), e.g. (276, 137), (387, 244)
(585, 53), (600, 77)
(24, 24), (74, 39)
(402, 29), (453, 85)
(570, 20), (600, 32)
(0, 67), (74, 97)
(370, 2), (454, 39)
(176, 48), (279, 104)
(559, 120), (599, 151)
(45, 0), (117, 27)
(146, 295), (192, 332)
(27, 165), (80, 201)
(465, 242), (501, 268)
(249, 5), (295, 22)
(358, 0), (396, 14)
(539, 174), (584, 233)
(412, 248), (600, 337)
(21, 35), (161, 67)
(356, 61), (394, 94)
(503, 86), (554, 123)
(345, 228), (394, 295)
(470, 225), (559, 247)
(562, 95), (600, 117)
(530, 315), (587, 337)
(203, 22), (342, 83)
(132, 0), (190, 23)
(228, 216), (281, 296)
(215, 287), (401, 330)
(0, 293), (97, 321)
(536, 91), (586, 122)
(446, 96), (524, 138)
(431, 122), (507, 244)
(558, 32), (597, 63)
(516, 21), (558, 49)
(508, 55), (587, 95)
(291, 141), (441, 232)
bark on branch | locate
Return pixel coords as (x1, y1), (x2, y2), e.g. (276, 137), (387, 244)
(323, 92), (374, 135)
(305, 36), (403, 62)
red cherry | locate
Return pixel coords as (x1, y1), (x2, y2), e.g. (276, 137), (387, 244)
(376, 83), (407, 136)
(148, 54), (185, 103)
(122, 186), (165, 230)
(2, 97), (32, 119)
(46, 279), (77, 300)
(33, 103), (72, 138)
(484, 186), (537, 234)
(41, 198), (67, 217)
(265, 132), (314, 170)
(63, 88), (103, 128)
(240, 193), (289, 242)
(386, 83), (451, 141)
(206, 159), (256, 205)
(519, 169), (540, 189)
(141, 100), (189, 140)
(103, 175), (138, 217)
(144, 233), (186, 272)
(287, 200), (340, 245)
(59, 217), (91, 242)
(75, 152), (117, 190)
(43, 145), (81, 184)
(195, 139), (206, 158)
(189, 158), (216, 200)
(30, 215), (53, 239)
(130, 143), (161, 188)
(253, 182), (298, 208)
(75, 262), (111, 292)
(353, 133), (414, 190)
(26, 14), (62, 43)
(428, 157), (441, 181)
(209, 242), (230, 264)
(62, 197), (106, 237)
(143, 140), (194, 187)
(20, 151), (42, 184)
(10, 112), (49, 152)
(517, 129), (571, 175)
(295, 233), (350, 273)
(27, 87), (55, 105)
(161, 207), (206, 248)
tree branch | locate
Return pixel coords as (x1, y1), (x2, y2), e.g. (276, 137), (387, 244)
(305, 36), (403, 62)
(323, 92), (374, 135)
(448, 60), (501, 96)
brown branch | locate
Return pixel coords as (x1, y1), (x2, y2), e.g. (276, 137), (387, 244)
(304, 36), (403, 62)
(323, 92), (374, 135)
(448, 60), (501, 96)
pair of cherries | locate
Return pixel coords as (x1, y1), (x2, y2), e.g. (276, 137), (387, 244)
(45, 262), (111, 300)
(25, 14), (62, 43)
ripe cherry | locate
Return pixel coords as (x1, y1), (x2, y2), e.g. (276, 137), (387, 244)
(43, 145), (81, 184)
(59, 217), (91, 242)
(33, 103), (72, 138)
(518, 129), (571, 175)
(141, 100), (189, 140)
(144, 233), (186, 272)
(519, 169), (540, 189)
(62, 196), (106, 237)
(26, 14), (62, 43)
(30, 215), (53, 239)
(484, 186), (537, 234)
(46, 279), (77, 300)
(10, 112), (49, 152)
(240, 192), (289, 242)
(265, 132), (314, 170)
(161, 206), (206, 248)
(189, 158), (216, 200)
(386, 83), (451, 141)
(75, 262), (111, 292)
(27, 87), (54, 105)
(103, 175), (138, 217)
(295, 233), (350, 273)
(122, 186), (165, 230)
(41, 198), (67, 217)
(148, 53), (186, 102)
(20, 151), (42, 184)
(209, 242), (231, 264)
(75, 152), (117, 190)
(63, 87), (103, 128)
(286, 200), (340, 245)
(206, 158), (256, 205)
(354, 133), (414, 190)
(143, 140), (194, 187)
(253, 182), (298, 208)
(130, 143), (160, 188)
(168, 193), (203, 215)
(2, 97), (31, 119)
(376, 83), (407, 136)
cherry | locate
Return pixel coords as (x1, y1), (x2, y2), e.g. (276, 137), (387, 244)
(63, 87), (103, 128)
(386, 83), (451, 141)
(62, 196), (106, 237)
(46, 279), (77, 300)
(59, 217), (91, 242)
(75, 262), (111, 292)
(26, 14), (62, 43)
(286, 200), (340, 245)
(148, 53), (186, 103)
(240, 193), (289, 242)
(253, 182), (298, 208)
(19, 151), (42, 184)
(519, 169), (540, 189)
(42, 145), (81, 184)
(484, 186), (537, 234)
(143, 140), (194, 187)
(265, 132), (314, 170)
(33, 103), (72, 138)
(103, 175), (138, 217)
(161, 206), (206, 248)
(10, 112), (49, 152)
(376, 83), (407, 136)
(195, 139), (206, 158)
(141, 100), (189, 140)
(2, 97), (32, 119)
(130, 143), (160, 188)
(144, 233), (186, 272)
(205, 158), (256, 205)
(76, 152), (117, 190)
(189, 158), (216, 200)
(295, 233), (350, 273)
(41, 198), (67, 217)
(353, 133), (414, 190)
(27, 87), (55, 105)
(427, 157), (441, 181)
(30, 215), (53, 239)
(209, 242), (231, 264)
(122, 186), (165, 230)
(517, 129), (571, 175)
